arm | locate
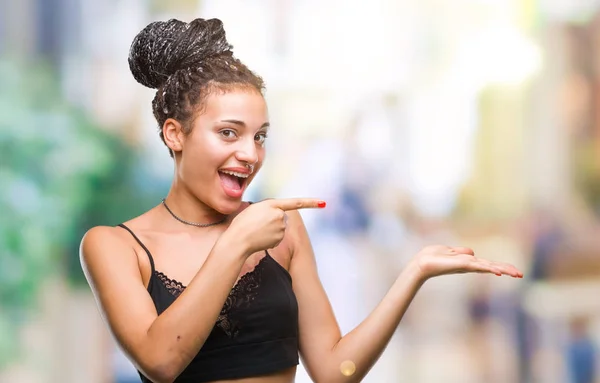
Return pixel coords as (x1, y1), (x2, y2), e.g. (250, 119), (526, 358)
(80, 198), (324, 383)
(80, 226), (247, 383)
(288, 211), (522, 383)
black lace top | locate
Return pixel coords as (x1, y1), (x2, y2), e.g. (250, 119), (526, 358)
(117, 224), (299, 382)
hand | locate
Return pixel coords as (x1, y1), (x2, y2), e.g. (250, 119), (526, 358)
(410, 245), (523, 282)
(226, 198), (326, 256)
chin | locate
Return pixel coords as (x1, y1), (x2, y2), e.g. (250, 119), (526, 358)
(213, 198), (244, 215)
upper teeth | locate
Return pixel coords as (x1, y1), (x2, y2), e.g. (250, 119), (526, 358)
(220, 170), (249, 178)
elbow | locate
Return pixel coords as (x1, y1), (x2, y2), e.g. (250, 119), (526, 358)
(138, 354), (186, 383)
(134, 332), (201, 382)
(312, 368), (366, 383)
(316, 376), (361, 383)
(138, 364), (175, 383)
(140, 364), (178, 383)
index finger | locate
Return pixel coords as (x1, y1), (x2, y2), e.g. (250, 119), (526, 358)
(270, 198), (327, 211)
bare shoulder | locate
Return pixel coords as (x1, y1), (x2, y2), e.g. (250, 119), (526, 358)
(79, 225), (142, 291)
(81, 225), (125, 245)
(80, 225), (132, 264)
(284, 209), (310, 247)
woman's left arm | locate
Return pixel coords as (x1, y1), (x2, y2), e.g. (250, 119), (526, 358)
(286, 211), (523, 383)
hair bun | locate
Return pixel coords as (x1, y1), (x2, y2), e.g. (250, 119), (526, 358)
(128, 18), (233, 89)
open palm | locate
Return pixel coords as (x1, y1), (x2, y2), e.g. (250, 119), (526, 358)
(413, 245), (523, 280)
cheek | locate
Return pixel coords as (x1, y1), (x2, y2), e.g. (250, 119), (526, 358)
(259, 146), (266, 159)
(256, 146), (267, 166)
(180, 138), (221, 178)
(184, 134), (224, 163)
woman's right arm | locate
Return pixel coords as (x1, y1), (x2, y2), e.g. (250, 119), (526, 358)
(81, 198), (323, 383)
(80, 226), (248, 383)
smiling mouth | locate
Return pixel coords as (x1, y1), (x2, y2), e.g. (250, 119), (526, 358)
(218, 170), (249, 190)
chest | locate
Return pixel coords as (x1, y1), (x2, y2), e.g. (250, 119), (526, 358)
(136, 230), (293, 291)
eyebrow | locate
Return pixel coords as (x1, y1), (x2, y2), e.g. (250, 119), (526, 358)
(220, 119), (270, 129)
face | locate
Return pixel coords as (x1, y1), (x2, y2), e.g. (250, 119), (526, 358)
(164, 89), (269, 214)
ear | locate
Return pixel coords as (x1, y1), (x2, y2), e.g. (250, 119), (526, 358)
(162, 118), (185, 154)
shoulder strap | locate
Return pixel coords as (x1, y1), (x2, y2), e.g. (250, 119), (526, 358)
(117, 224), (155, 273)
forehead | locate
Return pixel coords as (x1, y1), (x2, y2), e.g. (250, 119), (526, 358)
(199, 89), (268, 124)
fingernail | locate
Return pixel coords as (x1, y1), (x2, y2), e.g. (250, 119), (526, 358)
(318, 201), (326, 208)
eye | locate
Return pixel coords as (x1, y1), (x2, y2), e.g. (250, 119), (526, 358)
(255, 132), (268, 145)
(220, 129), (237, 139)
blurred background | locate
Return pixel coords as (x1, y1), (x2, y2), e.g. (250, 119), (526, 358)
(1, 0), (600, 382)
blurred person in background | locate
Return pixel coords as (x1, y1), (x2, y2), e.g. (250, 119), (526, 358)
(79, 17), (523, 383)
(566, 317), (597, 383)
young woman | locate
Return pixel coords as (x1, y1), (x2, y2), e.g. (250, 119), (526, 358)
(80, 18), (523, 383)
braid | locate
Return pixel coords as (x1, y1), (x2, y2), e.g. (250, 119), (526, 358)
(129, 18), (265, 156)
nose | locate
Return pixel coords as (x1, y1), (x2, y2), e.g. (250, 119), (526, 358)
(235, 135), (258, 165)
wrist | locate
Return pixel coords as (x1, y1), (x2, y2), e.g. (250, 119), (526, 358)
(402, 259), (429, 286)
(215, 229), (251, 260)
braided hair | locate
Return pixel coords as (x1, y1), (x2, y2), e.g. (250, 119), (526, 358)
(128, 18), (265, 156)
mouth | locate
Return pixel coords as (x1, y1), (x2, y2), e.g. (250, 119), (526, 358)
(218, 169), (250, 198)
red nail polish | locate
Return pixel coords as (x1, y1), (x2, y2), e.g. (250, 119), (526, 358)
(318, 201), (326, 208)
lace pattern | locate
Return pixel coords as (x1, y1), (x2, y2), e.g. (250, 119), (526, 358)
(155, 256), (268, 338)
(155, 271), (185, 298)
(216, 257), (265, 337)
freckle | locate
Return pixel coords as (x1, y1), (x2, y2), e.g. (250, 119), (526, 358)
(340, 360), (356, 376)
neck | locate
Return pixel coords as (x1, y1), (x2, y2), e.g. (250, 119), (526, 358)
(162, 187), (228, 226)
